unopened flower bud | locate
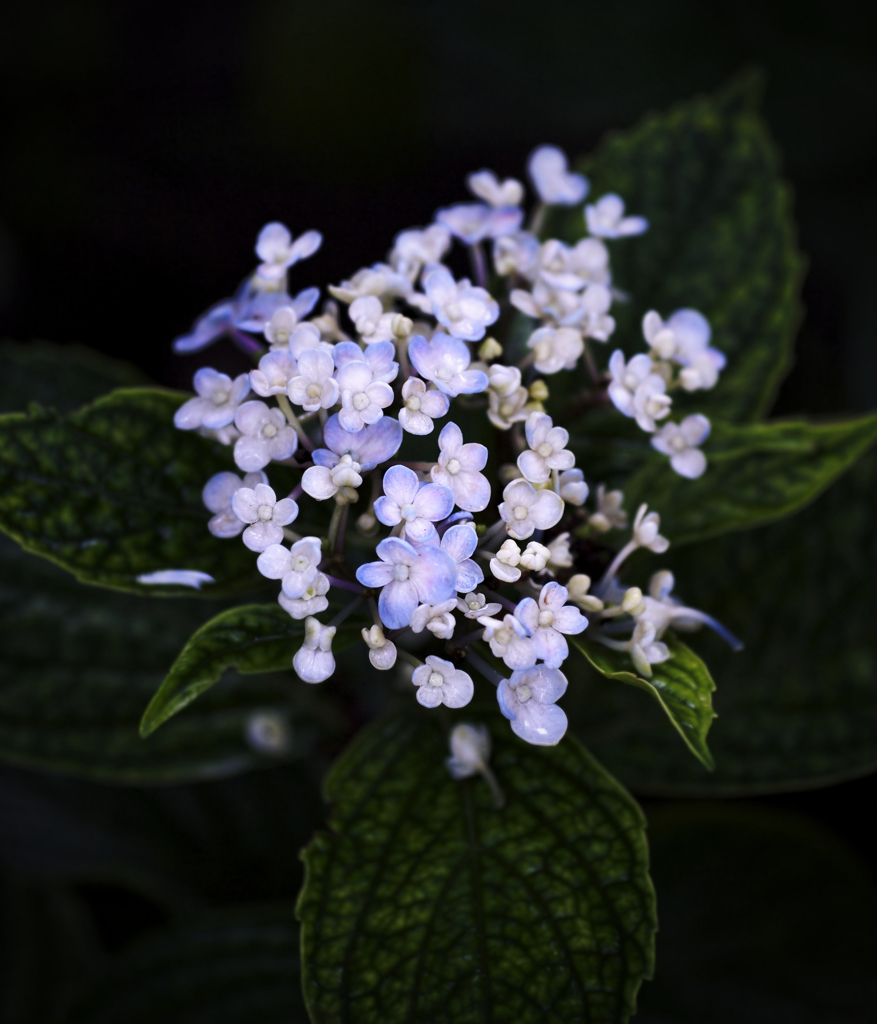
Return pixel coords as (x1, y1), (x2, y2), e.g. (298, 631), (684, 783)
(357, 510), (379, 535)
(334, 486), (360, 506)
(529, 379), (549, 402)
(490, 538), (522, 583)
(391, 313), (413, 339)
(478, 337), (503, 361)
(622, 587), (645, 616)
(520, 541), (551, 572)
(567, 573), (604, 612)
(361, 624), (397, 670)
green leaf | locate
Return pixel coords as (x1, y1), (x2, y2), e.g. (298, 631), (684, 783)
(551, 73), (803, 424)
(69, 905), (307, 1024)
(571, 447), (877, 795)
(0, 339), (151, 415)
(637, 804), (877, 1022)
(625, 413), (877, 545)
(0, 532), (313, 783)
(298, 710), (656, 1024)
(0, 387), (263, 595)
(572, 636), (715, 770)
(141, 601), (367, 736)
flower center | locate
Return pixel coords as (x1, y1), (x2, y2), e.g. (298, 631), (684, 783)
(496, 627), (512, 645)
(436, 367), (453, 382)
(445, 302), (463, 321)
(535, 340), (552, 360)
(446, 458), (461, 475)
(212, 390), (229, 405)
(427, 671), (444, 688)
(406, 395), (422, 411)
(623, 372), (639, 390)
(352, 392), (370, 411)
(393, 564), (410, 581)
(400, 504), (418, 521)
(307, 383), (322, 399)
(276, 329), (291, 344)
(258, 504), (274, 521)
(515, 683), (532, 702)
(670, 434), (686, 451)
(513, 505), (529, 521)
(499, 400), (517, 417)
(537, 442), (553, 458)
(537, 609), (554, 627)
(262, 423), (277, 438)
(291, 555), (310, 572)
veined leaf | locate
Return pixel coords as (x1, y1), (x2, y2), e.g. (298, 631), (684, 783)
(625, 413), (877, 545)
(572, 636), (715, 770)
(299, 710), (656, 1024)
(550, 73), (802, 424)
(0, 387), (265, 596)
(0, 533), (308, 783)
(141, 601), (367, 736)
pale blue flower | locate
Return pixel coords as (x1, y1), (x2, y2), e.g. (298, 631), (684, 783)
(408, 333), (488, 397)
(585, 194), (647, 238)
(497, 665), (569, 745)
(515, 582), (588, 668)
(255, 222), (322, 281)
(174, 368), (250, 431)
(412, 656), (474, 709)
(355, 537), (457, 630)
(527, 146), (589, 206)
(430, 421), (490, 512)
(422, 265), (499, 342)
(435, 203), (522, 246)
(440, 522), (483, 593)
(374, 465), (454, 542)
(315, 413), (402, 471)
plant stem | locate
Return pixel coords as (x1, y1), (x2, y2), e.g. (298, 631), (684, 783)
(276, 394), (314, 452)
(328, 596), (364, 629)
(327, 502), (348, 554)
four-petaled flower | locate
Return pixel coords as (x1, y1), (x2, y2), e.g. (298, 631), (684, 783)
(410, 599), (458, 639)
(422, 265), (499, 342)
(527, 146), (588, 205)
(202, 470), (267, 538)
(174, 368), (250, 432)
(233, 400), (298, 471)
(355, 537), (457, 629)
(527, 326), (584, 375)
(430, 422), (491, 512)
(498, 479), (564, 540)
(335, 358), (394, 432)
(408, 333), (489, 397)
(257, 536), (323, 598)
(497, 665), (569, 745)
(232, 482), (299, 552)
(398, 377), (449, 435)
(479, 613), (536, 670)
(287, 348), (339, 411)
(651, 414), (710, 479)
(585, 194), (648, 238)
(250, 350), (298, 397)
(411, 656), (474, 709)
(517, 411), (576, 484)
(255, 222), (322, 281)
(514, 582), (588, 668)
(374, 465), (454, 542)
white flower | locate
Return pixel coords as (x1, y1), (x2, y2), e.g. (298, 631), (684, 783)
(410, 599), (458, 639)
(519, 541), (551, 573)
(566, 238), (611, 286)
(546, 533), (573, 571)
(651, 415), (711, 479)
(456, 592), (502, 620)
(411, 655), (474, 709)
(398, 377), (450, 435)
(174, 368), (250, 432)
(490, 539), (522, 583)
(643, 309), (725, 391)
(289, 322), (334, 358)
(446, 723), (491, 779)
(257, 536), (323, 598)
(430, 422), (490, 513)
(487, 381), (530, 429)
(627, 620), (670, 678)
(264, 307), (300, 349)
(293, 617), (336, 683)
(515, 581), (587, 668)
(231, 482), (299, 552)
(526, 326), (584, 374)
(527, 146), (589, 205)
(422, 265), (499, 342)
(517, 411), (576, 484)
(499, 479), (564, 540)
(493, 232), (540, 277)
(478, 614), (536, 670)
(590, 485), (626, 532)
(631, 504), (670, 553)
(250, 350), (298, 397)
(233, 401), (298, 471)
(355, 537), (458, 630)
(467, 169), (525, 208)
(202, 470), (267, 538)
(408, 333), (488, 397)
(578, 284), (616, 341)
(607, 351), (671, 430)
(287, 348), (339, 411)
(567, 574), (604, 613)
(374, 465), (454, 542)
(302, 454), (362, 503)
(632, 376), (672, 433)
(441, 523), (484, 593)
(435, 203), (522, 246)
(585, 194), (648, 238)
(335, 359), (394, 432)
(498, 665), (569, 745)
(642, 310), (679, 360)
(488, 364), (522, 397)
(559, 469), (588, 506)
(255, 222), (322, 281)
(361, 624), (397, 670)
(390, 224), (452, 279)
(279, 573), (330, 620)
(329, 263), (412, 305)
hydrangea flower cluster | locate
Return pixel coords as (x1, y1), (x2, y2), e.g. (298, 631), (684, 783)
(173, 146), (739, 751)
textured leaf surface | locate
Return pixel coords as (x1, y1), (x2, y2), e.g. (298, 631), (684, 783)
(299, 710), (656, 1024)
(572, 448), (877, 794)
(141, 601), (367, 736)
(0, 339), (151, 415)
(0, 388), (263, 595)
(552, 74), (802, 424)
(625, 413), (877, 545)
(0, 533), (307, 782)
(573, 637), (715, 770)
(636, 805), (877, 1022)
(70, 905), (306, 1024)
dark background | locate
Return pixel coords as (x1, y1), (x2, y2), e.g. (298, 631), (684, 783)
(2, 0), (877, 1014)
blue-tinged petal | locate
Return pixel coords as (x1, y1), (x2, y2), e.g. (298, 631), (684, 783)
(355, 560), (394, 588)
(510, 701), (568, 746)
(379, 579), (419, 629)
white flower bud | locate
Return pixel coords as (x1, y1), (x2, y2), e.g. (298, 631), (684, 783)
(632, 504), (669, 553)
(491, 539), (522, 582)
(529, 379), (549, 402)
(567, 573), (604, 612)
(622, 587), (646, 616)
(478, 337), (503, 361)
(361, 624), (397, 670)
(520, 541), (551, 572)
(293, 617), (336, 683)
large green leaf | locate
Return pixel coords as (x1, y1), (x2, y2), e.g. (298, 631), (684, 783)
(572, 636), (715, 770)
(299, 709), (656, 1024)
(636, 804), (877, 1022)
(0, 388), (263, 595)
(624, 413), (877, 545)
(0, 339), (151, 415)
(141, 601), (367, 737)
(0, 533), (311, 783)
(69, 905), (306, 1024)
(551, 74), (802, 424)
(571, 448), (877, 795)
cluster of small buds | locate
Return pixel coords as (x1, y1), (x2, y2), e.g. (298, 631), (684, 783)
(172, 144), (735, 749)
